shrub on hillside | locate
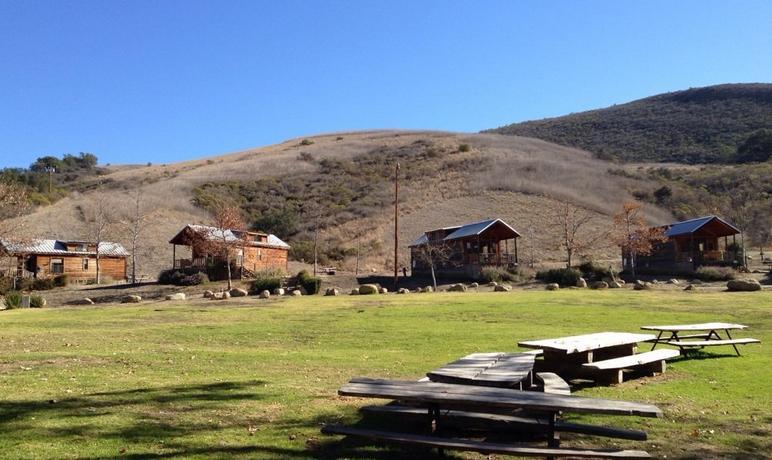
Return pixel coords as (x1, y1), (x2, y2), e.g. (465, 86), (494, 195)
(29, 295), (45, 308)
(251, 276), (282, 294)
(536, 268), (582, 287)
(577, 261), (613, 281)
(32, 278), (56, 291)
(458, 143), (471, 152)
(695, 266), (738, 282)
(296, 270), (321, 295)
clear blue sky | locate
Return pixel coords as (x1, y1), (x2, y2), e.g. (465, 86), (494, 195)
(1, 0), (771, 168)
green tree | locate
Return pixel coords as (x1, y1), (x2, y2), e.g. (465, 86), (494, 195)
(736, 130), (772, 163)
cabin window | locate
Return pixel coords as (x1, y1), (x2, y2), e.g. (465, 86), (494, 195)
(82, 258), (89, 271)
(51, 258), (64, 274)
(76, 244), (87, 252)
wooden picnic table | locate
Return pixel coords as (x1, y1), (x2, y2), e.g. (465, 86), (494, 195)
(426, 352), (536, 389)
(519, 332), (655, 366)
(641, 322), (760, 356)
(329, 377), (660, 458)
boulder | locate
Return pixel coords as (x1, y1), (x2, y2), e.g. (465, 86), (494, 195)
(651, 279), (660, 284)
(222, 291), (231, 299)
(668, 279), (680, 285)
(122, 295), (142, 303)
(726, 279), (762, 292)
(633, 281), (651, 291)
(469, 282), (479, 289)
(324, 288), (340, 296)
(78, 298), (95, 305)
(203, 290), (214, 298)
(494, 284), (512, 292)
(38, 298), (47, 307)
(291, 290), (303, 296)
(590, 281), (608, 290)
(488, 281), (498, 287)
(423, 286), (434, 293)
(448, 283), (467, 292)
(272, 288), (285, 296)
(545, 283), (560, 291)
(576, 277), (588, 288)
(358, 284), (379, 295)
(398, 288), (410, 294)
(379, 287), (389, 294)
(684, 284), (695, 291)
(608, 280), (623, 289)
(259, 290), (271, 299)
(350, 288), (360, 295)
(229, 288), (248, 297)
(165, 293), (186, 301)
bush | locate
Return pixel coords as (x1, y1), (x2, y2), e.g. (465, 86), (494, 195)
(158, 269), (208, 286)
(29, 295), (45, 308)
(32, 278), (56, 291)
(695, 266), (738, 282)
(458, 143), (471, 152)
(251, 276), (282, 294)
(4, 291), (23, 309)
(577, 261), (613, 281)
(0, 277), (13, 295)
(53, 275), (68, 287)
(299, 139), (314, 146)
(296, 270), (321, 295)
(536, 268), (582, 287)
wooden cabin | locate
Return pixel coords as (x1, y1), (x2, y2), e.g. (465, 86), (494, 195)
(169, 224), (290, 279)
(629, 215), (742, 274)
(0, 239), (129, 283)
(409, 218), (520, 280)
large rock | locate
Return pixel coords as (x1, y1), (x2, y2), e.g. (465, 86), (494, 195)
(488, 281), (498, 287)
(165, 293), (186, 301)
(633, 281), (651, 290)
(358, 284), (379, 295)
(77, 298), (95, 305)
(494, 284), (512, 292)
(398, 288), (410, 294)
(122, 295), (142, 303)
(259, 290), (271, 299)
(291, 290), (303, 296)
(379, 287), (389, 294)
(203, 290), (214, 299)
(590, 281), (608, 290)
(668, 278), (680, 285)
(324, 288), (340, 296)
(350, 288), (360, 295)
(272, 288), (285, 296)
(545, 283), (560, 291)
(608, 280), (623, 289)
(422, 286), (434, 293)
(448, 283), (467, 292)
(469, 282), (479, 289)
(576, 277), (588, 288)
(229, 288), (248, 297)
(727, 279), (762, 292)
(684, 284), (695, 291)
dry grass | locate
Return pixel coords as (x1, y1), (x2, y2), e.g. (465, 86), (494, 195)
(10, 130), (674, 278)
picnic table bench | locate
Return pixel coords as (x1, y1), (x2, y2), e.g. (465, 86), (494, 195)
(641, 322), (761, 356)
(325, 377), (660, 458)
(519, 332), (677, 384)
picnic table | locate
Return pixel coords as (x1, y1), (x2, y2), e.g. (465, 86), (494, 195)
(518, 332), (678, 384)
(325, 377), (660, 458)
(641, 322), (761, 356)
(426, 351), (536, 389)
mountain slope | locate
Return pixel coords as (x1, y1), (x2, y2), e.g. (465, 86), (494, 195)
(485, 83), (772, 163)
(9, 131), (670, 278)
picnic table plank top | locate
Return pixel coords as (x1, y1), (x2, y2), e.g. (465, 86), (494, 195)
(518, 332), (656, 354)
(640, 322), (748, 332)
(342, 378), (662, 417)
(427, 352), (534, 387)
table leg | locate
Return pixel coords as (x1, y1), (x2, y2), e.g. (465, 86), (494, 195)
(725, 329), (741, 356)
(428, 404), (444, 456)
(651, 331), (664, 350)
(546, 411), (560, 460)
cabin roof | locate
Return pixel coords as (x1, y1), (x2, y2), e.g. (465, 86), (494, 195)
(443, 218), (520, 241)
(409, 218), (520, 247)
(0, 239), (129, 257)
(664, 216), (740, 238)
(169, 224), (290, 249)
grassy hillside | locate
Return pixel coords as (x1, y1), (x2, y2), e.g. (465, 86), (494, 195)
(485, 83), (772, 164)
(8, 131), (669, 278)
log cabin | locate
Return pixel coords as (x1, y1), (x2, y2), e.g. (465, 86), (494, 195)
(0, 239), (129, 283)
(628, 215), (743, 274)
(409, 218), (520, 280)
(169, 224), (290, 279)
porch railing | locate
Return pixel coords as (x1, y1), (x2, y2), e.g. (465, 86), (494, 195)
(478, 253), (518, 266)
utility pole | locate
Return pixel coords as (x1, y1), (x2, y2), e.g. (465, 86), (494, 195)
(394, 161), (400, 290)
(45, 166), (55, 195)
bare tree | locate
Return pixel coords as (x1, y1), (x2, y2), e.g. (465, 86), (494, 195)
(203, 203), (247, 290)
(120, 190), (150, 284)
(552, 202), (604, 268)
(611, 201), (667, 278)
(413, 238), (455, 290)
(81, 195), (115, 284)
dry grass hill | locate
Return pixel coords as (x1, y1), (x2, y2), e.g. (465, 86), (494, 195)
(10, 130), (673, 279)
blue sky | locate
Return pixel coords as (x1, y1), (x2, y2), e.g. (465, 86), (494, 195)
(1, 1), (771, 168)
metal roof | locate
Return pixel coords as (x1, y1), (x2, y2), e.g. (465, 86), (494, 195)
(408, 233), (429, 248)
(443, 218), (521, 241)
(664, 216), (740, 237)
(0, 239), (129, 257)
(177, 225), (290, 249)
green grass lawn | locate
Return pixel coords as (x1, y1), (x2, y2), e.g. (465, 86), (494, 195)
(0, 290), (769, 459)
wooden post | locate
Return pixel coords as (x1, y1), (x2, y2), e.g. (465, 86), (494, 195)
(394, 162), (400, 290)
(172, 244), (176, 269)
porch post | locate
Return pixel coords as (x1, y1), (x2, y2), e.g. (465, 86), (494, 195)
(740, 232), (746, 269)
(514, 238), (518, 265)
(690, 234), (695, 270)
(172, 244), (176, 268)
